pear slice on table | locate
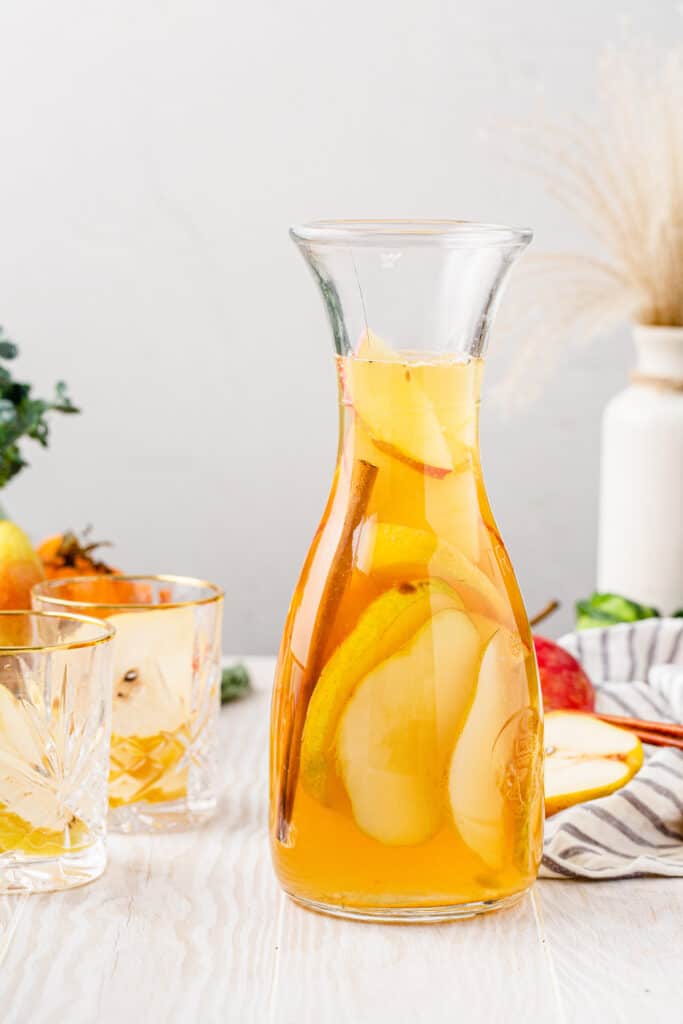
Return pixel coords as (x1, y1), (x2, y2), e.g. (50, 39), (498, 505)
(337, 606), (482, 846)
(300, 579), (463, 803)
(356, 521), (510, 625)
(544, 711), (643, 816)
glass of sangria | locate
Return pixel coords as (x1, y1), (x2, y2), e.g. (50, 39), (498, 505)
(32, 575), (223, 833)
(0, 610), (114, 892)
(270, 220), (544, 921)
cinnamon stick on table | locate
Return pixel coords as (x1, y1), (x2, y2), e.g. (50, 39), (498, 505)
(593, 712), (683, 750)
(277, 458), (378, 843)
(629, 728), (683, 751)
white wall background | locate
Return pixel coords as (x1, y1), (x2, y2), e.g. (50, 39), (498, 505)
(0, 1), (678, 650)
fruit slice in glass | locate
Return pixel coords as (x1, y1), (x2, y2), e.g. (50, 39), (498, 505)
(0, 610), (114, 892)
(32, 575), (223, 833)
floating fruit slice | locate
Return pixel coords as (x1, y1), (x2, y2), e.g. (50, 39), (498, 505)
(356, 521), (510, 624)
(337, 607), (482, 845)
(109, 606), (195, 737)
(0, 684), (88, 848)
(109, 726), (189, 808)
(448, 630), (531, 870)
(107, 607), (195, 806)
(544, 711), (643, 816)
(411, 355), (480, 466)
(424, 467), (480, 563)
(340, 332), (482, 561)
(469, 612), (531, 659)
(345, 336), (454, 479)
(0, 803), (89, 855)
(355, 329), (398, 361)
(300, 579), (463, 802)
(341, 416), (425, 522)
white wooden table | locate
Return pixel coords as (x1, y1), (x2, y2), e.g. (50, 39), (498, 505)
(1, 657), (681, 1024)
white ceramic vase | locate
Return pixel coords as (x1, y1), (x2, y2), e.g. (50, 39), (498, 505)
(597, 325), (683, 612)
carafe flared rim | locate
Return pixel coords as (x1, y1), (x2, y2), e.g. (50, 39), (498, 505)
(290, 219), (532, 249)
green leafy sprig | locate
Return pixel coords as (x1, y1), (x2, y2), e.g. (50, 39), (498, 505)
(576, 591), (683, 630)
(0, 327), (79, 488)
(221, 663), (252, 704)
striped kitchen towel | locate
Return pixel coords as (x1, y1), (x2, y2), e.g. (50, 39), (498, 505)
(539, 617), (683, 880)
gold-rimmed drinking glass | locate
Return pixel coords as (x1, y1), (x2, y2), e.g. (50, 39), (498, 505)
(0, 610), (114, 892)
(32, 575), (223, 833)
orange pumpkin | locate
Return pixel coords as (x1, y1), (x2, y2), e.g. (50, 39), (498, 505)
(51, 576), (151, 609)
(36, 530), (156, 607)
(37, 530), (120, 580)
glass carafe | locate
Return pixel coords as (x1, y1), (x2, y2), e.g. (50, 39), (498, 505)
(270, 220), (543, 922)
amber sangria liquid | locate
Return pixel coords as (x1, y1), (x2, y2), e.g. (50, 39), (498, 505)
(270, 332), (543, 921)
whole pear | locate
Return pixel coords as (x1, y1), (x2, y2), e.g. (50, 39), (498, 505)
(0, 521), (44, 610)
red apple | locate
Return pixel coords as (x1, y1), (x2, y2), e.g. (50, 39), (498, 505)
(533, 635), (596, 712)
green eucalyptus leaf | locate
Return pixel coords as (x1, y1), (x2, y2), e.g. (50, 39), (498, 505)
(54, 380), (79, 412)
(221, 663), (252, 704)
(0, 400), (16, 424)
(0, 335), (80, 487)
(0, 342), (17, 359)
(0, 444), (26, 488)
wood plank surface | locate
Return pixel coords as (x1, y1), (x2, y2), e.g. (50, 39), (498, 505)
(0, 657), (679, 1023)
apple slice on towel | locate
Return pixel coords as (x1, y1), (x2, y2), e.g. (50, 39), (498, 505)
(544, 711), (643, 816)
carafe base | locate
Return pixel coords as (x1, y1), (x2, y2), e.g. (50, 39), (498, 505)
(284, 885), (532, 923)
